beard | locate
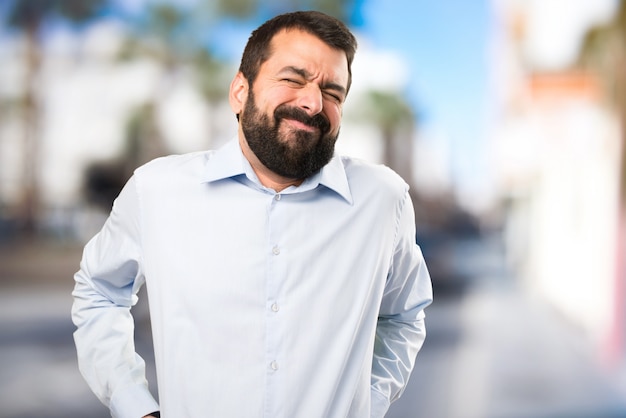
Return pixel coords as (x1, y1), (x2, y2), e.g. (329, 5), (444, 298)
(240, 91), (338, 180)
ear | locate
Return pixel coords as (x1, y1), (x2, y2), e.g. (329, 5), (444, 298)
(229, 72), (248, 116)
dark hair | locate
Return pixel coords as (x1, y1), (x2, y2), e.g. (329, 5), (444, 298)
(238, 10), (358, 93)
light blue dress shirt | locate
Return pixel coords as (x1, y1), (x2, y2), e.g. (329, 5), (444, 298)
(72, 138), (433, 418)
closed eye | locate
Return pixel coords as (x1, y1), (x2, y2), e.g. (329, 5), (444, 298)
(283, 78), (304, 85)
(323, 91), (342, 102)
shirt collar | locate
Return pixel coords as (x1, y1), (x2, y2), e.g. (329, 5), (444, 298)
(314, 155), (353, 204)
(200, 138), (247, 183)
(200, 137), (353, 204)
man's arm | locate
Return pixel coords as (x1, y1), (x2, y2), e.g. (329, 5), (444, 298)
(71, 176), (159, 418)
(370, 192), (433, 417)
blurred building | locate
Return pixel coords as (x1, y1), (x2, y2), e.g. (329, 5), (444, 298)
(490, 0), (625, 375)
(0, 21), (216, 240)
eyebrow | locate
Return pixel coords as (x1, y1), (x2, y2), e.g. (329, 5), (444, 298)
(280, 66), (347, 97)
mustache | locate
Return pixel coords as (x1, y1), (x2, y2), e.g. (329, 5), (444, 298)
(274, 105), (330, 133)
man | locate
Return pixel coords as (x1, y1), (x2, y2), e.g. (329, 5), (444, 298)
(72, 10), (432, 418)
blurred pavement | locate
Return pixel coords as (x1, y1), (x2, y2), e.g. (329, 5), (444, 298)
(0, 240), (110, 417)
(388, 234), (626, 418)
(1, 236), (626, 417)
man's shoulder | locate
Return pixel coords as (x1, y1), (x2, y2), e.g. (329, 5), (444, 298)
(134, 150), (212, 183)
(339, 155), (409, 195)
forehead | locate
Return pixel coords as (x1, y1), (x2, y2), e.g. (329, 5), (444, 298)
(262, 29), (349, 86)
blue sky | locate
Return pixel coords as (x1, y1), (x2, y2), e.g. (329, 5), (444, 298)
(111, 0), (494, 194)
(359, 0), (493, 195)
(203, 0), (493, 194)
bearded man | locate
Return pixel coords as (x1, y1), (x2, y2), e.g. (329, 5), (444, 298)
(72, 10), (432, 418)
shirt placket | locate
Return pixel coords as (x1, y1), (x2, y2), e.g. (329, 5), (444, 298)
(264, 191), (286, 417)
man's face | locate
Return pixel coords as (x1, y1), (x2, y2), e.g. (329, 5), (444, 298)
(237, 29), (350, 180)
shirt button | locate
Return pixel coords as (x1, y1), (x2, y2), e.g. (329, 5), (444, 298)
(272, 246), (280, 255)
(270, 361), (279, 371)
(274, 194), (281, 201)
(271, 303), (279, 312)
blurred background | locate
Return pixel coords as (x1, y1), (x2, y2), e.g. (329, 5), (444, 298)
(1, 0), (626, 417)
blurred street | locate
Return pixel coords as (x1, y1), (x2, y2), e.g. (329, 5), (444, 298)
(2, 233), (626, 418)
(0, 239), (157, 418)
(387, 234), (626, 418)
(1, 0), (626, 417)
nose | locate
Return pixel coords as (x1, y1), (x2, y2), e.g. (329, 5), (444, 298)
(296, 83), (323, 116)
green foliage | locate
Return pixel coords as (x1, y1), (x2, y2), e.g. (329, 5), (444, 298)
(355, 90), (415, 130)
(193, 49), (233, 101)
(579, 0), (626, 104)
(214, 0), (352, 23)
(215, 0), (257, 19)
(6, 0), (107, 29)
(578, 0), (626, 195)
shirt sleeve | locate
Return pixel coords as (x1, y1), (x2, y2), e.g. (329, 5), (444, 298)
(370, 191), (433, 417)
(71, 175), (160, 418)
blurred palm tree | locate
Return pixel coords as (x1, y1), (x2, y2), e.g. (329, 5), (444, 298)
(347, 90), (417, 184)
(117, 0), (356, 167)
(578, 0), (626, 196)
(577, 0), (626, 365)
(116, 2), (191, 172)
(214, 0), (353, 21)
(85, 0), (356, 209)
(4, 0), (109, 236)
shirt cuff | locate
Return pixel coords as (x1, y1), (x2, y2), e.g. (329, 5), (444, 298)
(371, 387), (390, 418)
(109, 383), (159, 418)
